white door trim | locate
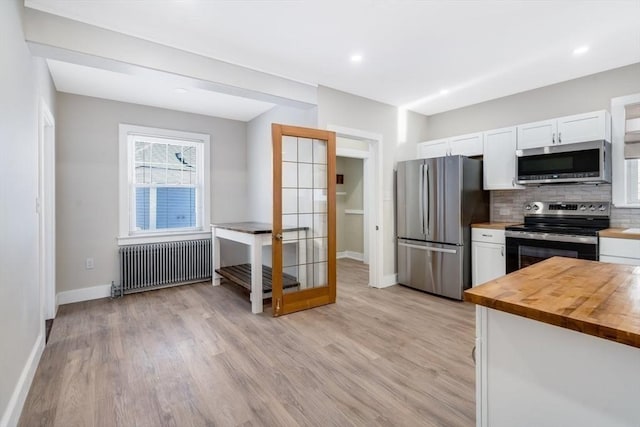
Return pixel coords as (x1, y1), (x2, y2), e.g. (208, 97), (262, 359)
(328, 124), (384, 289)
(38, 98), (56, 321)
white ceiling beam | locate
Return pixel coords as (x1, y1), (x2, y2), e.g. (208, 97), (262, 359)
(23, 8), (317, 109)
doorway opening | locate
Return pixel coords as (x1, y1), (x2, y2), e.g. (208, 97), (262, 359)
(328, 125), (383, 289)
(336, 155), (366, 263)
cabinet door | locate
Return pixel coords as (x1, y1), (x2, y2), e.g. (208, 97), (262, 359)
(517, 119), (557, 150)
(450, 132), (483, 156)
(417, 138), (450, 159)
(557, 110), (610, 145)
(472, 241), (505, 286)
(483, 127), (522, 190)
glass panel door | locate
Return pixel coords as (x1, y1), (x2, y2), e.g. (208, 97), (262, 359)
(272, 124), (336, 316)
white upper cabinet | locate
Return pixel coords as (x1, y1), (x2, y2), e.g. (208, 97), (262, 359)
(417, 133), (483, 159)
(517, 110), (611, 150)
(483, 127), (523, 190)
(450, 132), (484, 156)
(557, 110), (611, 144)
(417, 138), (450, 159)
(517, 119), (557, 150)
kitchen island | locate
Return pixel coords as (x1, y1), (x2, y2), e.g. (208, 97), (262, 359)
(464, 257), (640, 427)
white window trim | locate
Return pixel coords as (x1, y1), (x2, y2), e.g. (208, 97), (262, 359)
(611, 93), (640, 208)
(118, 124), (211, 245)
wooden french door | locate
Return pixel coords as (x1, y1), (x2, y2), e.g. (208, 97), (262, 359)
(271, 124), (336, 316)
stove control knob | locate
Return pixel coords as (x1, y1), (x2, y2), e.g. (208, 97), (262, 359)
(598, 204), (606, 211)
(532, 204), (540, 211)
(525, 204), (532, 210)
(580, 204), (587, 211)
(589, 204), (596, 211)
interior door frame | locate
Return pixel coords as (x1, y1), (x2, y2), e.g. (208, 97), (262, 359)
(328, 124), (383, 289)
(272, 123), (337, 316)
(38, 98), (56, 323)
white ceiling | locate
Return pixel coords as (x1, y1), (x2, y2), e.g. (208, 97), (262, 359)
(46, 60), (276, 121)
(28, 0), (640, 117)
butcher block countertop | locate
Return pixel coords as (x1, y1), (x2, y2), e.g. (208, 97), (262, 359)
(599, 228), (640, 240)
(470, 222), (518, 230)
(464, 257), (640, 349)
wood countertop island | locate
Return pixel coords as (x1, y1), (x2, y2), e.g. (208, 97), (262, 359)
(465, 257), (640, 427)
(464, 256), (640, 348)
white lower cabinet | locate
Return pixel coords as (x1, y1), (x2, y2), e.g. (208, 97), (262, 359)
(475, 306), (640, 427)
(471, 228), (505, 286)
(599, 237), (640, 265)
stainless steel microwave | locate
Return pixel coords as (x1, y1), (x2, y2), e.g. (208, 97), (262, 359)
(516, 140), (611, 185)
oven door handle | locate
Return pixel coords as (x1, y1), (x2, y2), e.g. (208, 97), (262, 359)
(505, 230), (597, 245)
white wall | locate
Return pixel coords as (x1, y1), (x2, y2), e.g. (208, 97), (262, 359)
(56, 93), (249, 293)
(426, 62), (640, 139)
(0, 1), (57, 425)
(317, 86), (429, 279)
(246, 105), (317, 223)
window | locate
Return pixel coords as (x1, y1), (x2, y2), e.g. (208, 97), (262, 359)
(119, 125), (210, 243)
(612, 93), (640, 207)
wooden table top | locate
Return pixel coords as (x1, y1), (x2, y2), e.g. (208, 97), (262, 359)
(212, 222), (308, 234)
(464, 257), (640, 349)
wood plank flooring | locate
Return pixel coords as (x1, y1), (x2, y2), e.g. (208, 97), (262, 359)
(19, 259), (476, 426)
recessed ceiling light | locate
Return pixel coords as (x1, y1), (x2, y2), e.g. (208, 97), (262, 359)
(174, 88), (189, 94)
(440, 89), (450, 95)
(573, 45), (589, 56)
(350, 54), (363, 63)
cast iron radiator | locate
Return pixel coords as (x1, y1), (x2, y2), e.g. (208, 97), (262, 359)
(113, 239), (211, 297)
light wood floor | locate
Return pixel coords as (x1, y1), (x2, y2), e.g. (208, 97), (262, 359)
(20, 259), (475, 426)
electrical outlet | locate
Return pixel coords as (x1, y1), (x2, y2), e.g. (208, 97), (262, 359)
(85, 257), (94, 270)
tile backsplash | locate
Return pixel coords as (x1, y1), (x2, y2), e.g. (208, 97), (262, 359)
(491, 184), (640, 228)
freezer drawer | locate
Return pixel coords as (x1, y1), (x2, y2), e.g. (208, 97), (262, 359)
(397, 239), (465, 300)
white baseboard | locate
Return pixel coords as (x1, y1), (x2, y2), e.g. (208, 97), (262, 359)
(0, 333), (44, 427)
(337, 251), (364, 261)
(56, 284), (111, 306)
(378, 273), (398, 288)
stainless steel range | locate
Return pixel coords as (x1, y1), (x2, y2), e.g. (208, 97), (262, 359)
(505, 201), (610, 273)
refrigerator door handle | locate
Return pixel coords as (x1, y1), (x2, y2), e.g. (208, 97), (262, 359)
(419, 163), (425, 235)
(425, 164), (430, 234)
(398, 242), (458, 254)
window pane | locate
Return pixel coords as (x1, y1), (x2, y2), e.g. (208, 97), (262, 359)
(129, 134), (202, 234)
(135, 187), (150, 230)
(151, 164), (167, 184)
(135, 141), (151, 184)
(167, 166), (182, 185)
(156, 187), (196, 229)
(151, 143), (166, 163)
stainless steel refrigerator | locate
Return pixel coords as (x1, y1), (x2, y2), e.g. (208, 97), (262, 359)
(396, 156), (489, 300)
